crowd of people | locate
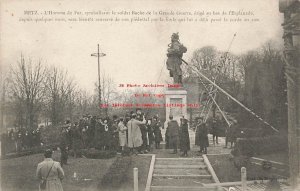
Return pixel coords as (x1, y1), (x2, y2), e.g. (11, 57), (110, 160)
(0, 108), (240, 161)
(0, 108), (239, 160)
(58, 108), (165, 165)
(1, 127), (42, 154)
(165, 115), (239, 156)
(34, 112), (240, 191)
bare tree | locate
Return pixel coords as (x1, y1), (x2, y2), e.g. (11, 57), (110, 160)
(101, 73), (117, 117)
(8, 55), (46, 129)
(44, 66), (76, 125)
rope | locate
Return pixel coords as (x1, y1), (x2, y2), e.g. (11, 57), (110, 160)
(200, 33), (237, 118)
(151, 59), (167, 104)
(204, 92), (217, 122)
(198, 76), (232, 127)
(199, 83), (215, 117)
(226, 33), (237, 53)
(181, 58), (279, 133)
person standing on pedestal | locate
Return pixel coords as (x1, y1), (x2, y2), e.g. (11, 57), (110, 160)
(167, 115), (180, 154)
(166, 33), (187, 84)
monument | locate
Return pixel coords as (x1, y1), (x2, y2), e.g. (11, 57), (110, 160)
(165, 33), (188, 122)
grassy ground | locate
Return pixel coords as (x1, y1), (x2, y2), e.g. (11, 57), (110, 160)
(114, 155), (151, 191)
(1, 151), (151, 191)
(206, 154), (288, 183)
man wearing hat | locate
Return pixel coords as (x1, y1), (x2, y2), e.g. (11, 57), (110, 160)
(59, 121), (70, 167)
(136, 108), (149, 153)
(166, 115), (180, 154)
(179, 117), (190, 157)
(195, 117), (209, 154)
(166, 32), (187, 84)
(36, 149), (64, 191)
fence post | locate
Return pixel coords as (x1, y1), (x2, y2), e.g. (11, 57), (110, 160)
(241, 167), (247, 191)
(134, 167), (138, 191)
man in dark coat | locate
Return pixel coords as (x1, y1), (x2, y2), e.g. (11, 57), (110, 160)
(167, 115), (180, 154)
(88, 116), (96, 147)
(146, 119), (154, 151)
(94, 118), (105, 150)
(179, 118), (190, 157)
(60, 126), (69, 166)
(152, 117), (163, 149)
(102, 118), (112, 150)
(211, 117), (219, 145)
(136, 108), (148, 153)
(195, 117), (209, 154)
(228, 120), (238, 148)
(72, 122), (83, 158)
(111, 115), (120, 151)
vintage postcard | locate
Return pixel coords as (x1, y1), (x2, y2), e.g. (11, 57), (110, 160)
(0, 0), (299, 191)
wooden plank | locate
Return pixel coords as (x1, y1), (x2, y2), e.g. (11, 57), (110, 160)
(251, 157), (289, 167)
(202, 154), (220, 184)
(145, 155), (156, 191)
(203, 179), (289, 187)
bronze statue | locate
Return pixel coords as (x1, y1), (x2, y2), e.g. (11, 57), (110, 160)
(166, 33), (187, 84)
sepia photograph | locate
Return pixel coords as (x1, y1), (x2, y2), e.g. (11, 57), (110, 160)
(0, 0), (300, 190)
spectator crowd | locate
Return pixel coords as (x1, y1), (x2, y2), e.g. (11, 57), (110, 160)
(1, 107), (240, 161)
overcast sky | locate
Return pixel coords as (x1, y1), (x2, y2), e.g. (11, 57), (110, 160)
(0, 0), (283, 93)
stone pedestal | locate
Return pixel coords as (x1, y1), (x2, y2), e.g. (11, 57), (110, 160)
(165, 88), (187, 123)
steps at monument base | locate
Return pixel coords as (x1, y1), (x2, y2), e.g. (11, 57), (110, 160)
(154, 164), (207, 169)
(150, 186), (218, 191)
(153, 168), (210, 175)
(155, 158), (205, 166)
(150, 157), (217, 191)
(152, 174), (212, 179)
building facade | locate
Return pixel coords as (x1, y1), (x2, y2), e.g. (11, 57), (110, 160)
(279, 0), (300, 189)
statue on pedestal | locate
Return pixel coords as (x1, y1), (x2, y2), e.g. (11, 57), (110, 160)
(166, 33), (187, 84)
